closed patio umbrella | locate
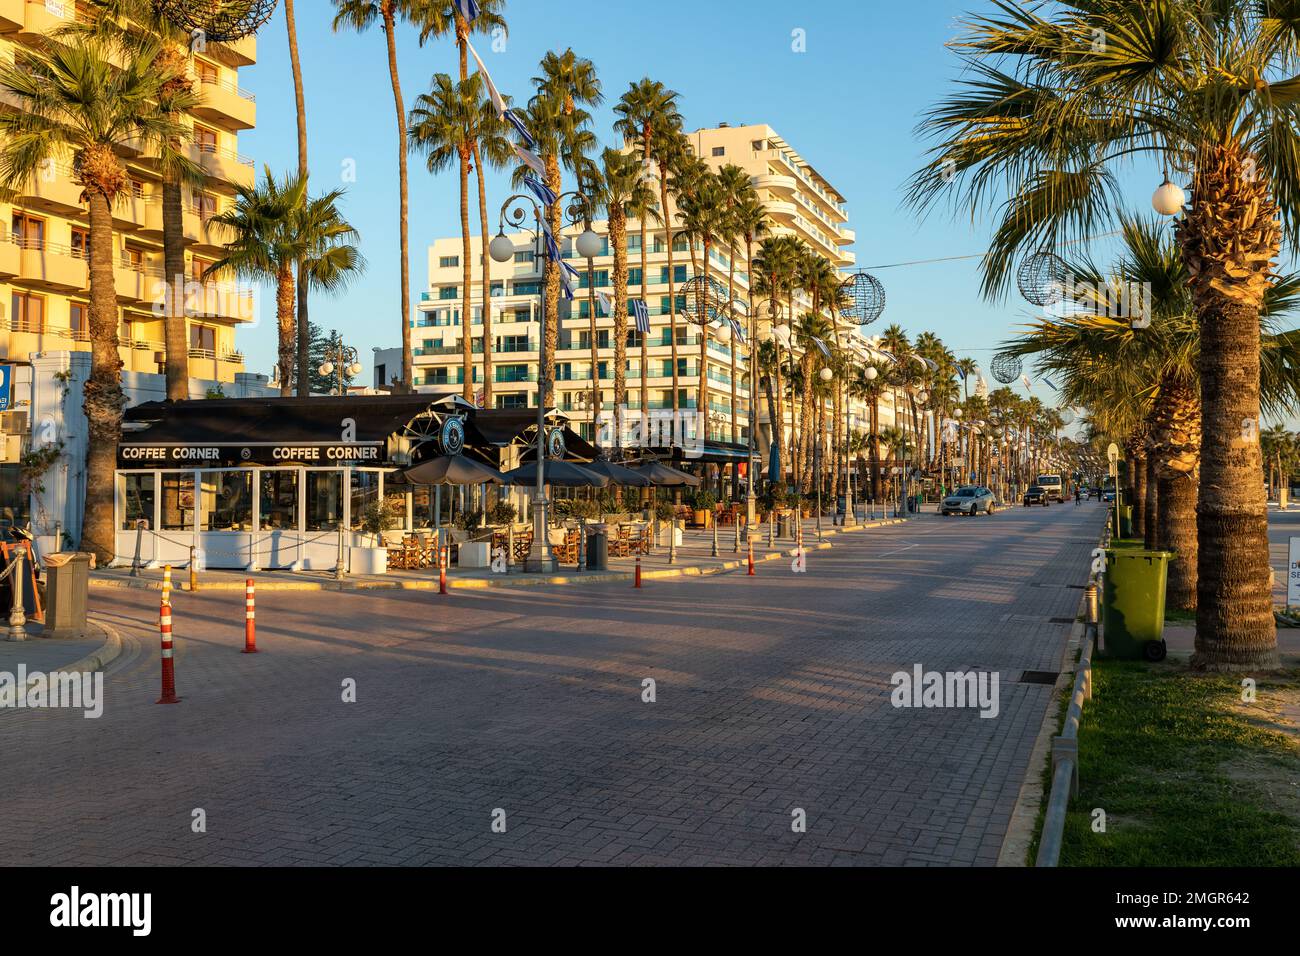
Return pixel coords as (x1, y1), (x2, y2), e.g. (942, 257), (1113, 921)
(503, 460), (611, 488)
(402, 454), (505, 486)
(581, 460), (652, 487)
(633, 461), (702, 487)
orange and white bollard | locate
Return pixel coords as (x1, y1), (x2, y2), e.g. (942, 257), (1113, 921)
(747, 539), (755, 576)
(242, 579), (258, 654)
(439, 547), (447, 595)
(161, 565), (172, 607)
(157, 601), (180, 704)
(634, 555), (642, 588)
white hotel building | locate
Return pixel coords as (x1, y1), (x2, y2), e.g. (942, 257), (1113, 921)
(378, 124), (899, 470)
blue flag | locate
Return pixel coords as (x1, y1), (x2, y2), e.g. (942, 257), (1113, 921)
(455, 0), (480, 23)
(505, 109), (536, 150)
(729, 318), (746, 344)
(523, 172), (556, 208)
(631, 299), (651, 334)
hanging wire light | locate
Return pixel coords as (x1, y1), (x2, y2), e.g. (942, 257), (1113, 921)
(990, 352), (1023, 385)
(1016, 250), (1068, 307)
(837, 271), (886, 327)
(154, 1), (280, 42)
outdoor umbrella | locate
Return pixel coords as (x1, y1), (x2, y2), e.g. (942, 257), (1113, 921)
(402, 454), (505, 486)
(581, 460), (652, 487)
(503, 460), (611, 488)
(633, 461), (702, 487)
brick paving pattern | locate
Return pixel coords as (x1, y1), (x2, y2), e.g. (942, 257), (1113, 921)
(0, 503), (1102, 866)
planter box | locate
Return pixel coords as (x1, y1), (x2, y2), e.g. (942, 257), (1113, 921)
(459, 541), (491, 569)
(657, 524), (683, 547)
(349, 547), (387, 575)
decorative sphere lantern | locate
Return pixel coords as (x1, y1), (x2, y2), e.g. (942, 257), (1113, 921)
(1152, 176), (1186, 216)
(819, 367), (833, 382)
(574, 227), (603, 260)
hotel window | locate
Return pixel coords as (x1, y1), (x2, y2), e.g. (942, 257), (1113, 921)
(120, 316), (132, 344)
(439, 255), (459, 268)
(712, 147), (725, 157)
(578, 269), (609, 289)
(627, 235), (641, 252)
(259, 471), (299, 531)
(627, 267), (642, 287)
(11, 212), (43, 249)
(69, 303), (87, 339)
(71, 227), (89, 260)
(201, 471), (253, 531)
(305, 472), (343, 531)
(190, 325), (215, 353)
(121, 474), (155, 530)
(195, 59), (219, 86)
(129, 179), (145, 199)
(513, 250), (534, 263)
(191, 257), (213, 284)
(498, 334), (530, 353)
(195, 192), (218, 221)
(496, 393), (527, 409)
(659, 265), (687, 284)
(11, 292), (45, 333)
(751, 140), (766, 150)
(160, 473), (195, 531)
(122, 245), (145, 271)
(194, 124), (218, 151)
(438, 286), (458, 300)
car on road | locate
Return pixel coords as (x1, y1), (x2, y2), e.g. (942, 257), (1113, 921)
(941, 485), (996, 516)
(1023, 485), (1050, 506)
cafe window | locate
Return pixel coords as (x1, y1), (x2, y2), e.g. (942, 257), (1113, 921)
(160, 473), (195, 531)
(121, 474), (155, 530)
(305, 471), (343, 531)
(201, 471), (252, 531)
(349, 471), (380, 532)
(259, 470), (299, 531)
(412, 485), (433, 528)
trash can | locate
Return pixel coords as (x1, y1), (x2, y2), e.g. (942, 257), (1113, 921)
(586, 526), (608, 571)
(1102, 548), (1173, 661)
(1119, 504), (1134, 539)
(777, 512), (791, 539)
(43, 552), (91, 638)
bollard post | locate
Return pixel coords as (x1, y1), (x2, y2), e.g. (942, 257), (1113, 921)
(634, 555), (642, 588)
(711, 515), (719, 558)
(668, 519), (677, 565)
(7, 548), (27, 642)
(439, 546), (448, 594)
(733, 513), (740, 554)
(242, 579), (258, 653)
(189, 546), (198, 593)
(130, 519), (145, 577)
(768, 509), (775, 547)
(157, 601), (180, 704)
(576, 522), (585, 574)
(747, 538), (755, 576)
(162, 565), (173, 607)
(1085, 581), (1100, 656)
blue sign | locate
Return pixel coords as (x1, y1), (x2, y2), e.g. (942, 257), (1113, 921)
(0, 365), (12, 412)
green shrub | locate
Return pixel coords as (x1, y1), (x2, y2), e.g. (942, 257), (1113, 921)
(488, 500), (517, 525)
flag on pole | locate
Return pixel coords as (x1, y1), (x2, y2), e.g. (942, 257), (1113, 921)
(595, 291), (612, 316)
(631, 299), (651, 334)
(729, 318), (746, 343)
(774, 326), (792, 348)
(513, 143), (546, 177)
(1020, 374), (1033, 390)
(522, 172), (556, 208)
(455, 0), (480, 24)
(466, 39), (506, 117)
(956, 367), (966, 381)
(1043, 376), (1059, 390)
(813, 338), (831, 358)
(504, 109), (536, 150)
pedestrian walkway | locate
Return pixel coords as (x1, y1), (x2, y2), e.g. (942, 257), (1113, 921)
(92, 513), (907, 593)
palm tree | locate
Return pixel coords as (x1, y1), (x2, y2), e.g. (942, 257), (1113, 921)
(752, 235), (801, 479)
(614, 78), (681, 418)
(416, 1), (509, 406)
(600, 148), (655, 452)
(716, 164), (752, 460)
(678, 169), (728, 444)
(907, 0), (1300, 668)
(732, 193), (768, 484)
(795, 252), (838, 488)
(207, 170), (364, 399)
(410, 72), (486, 402)
(626, 182), (661, 426)
(331, 0), (416, 393)
(0, 34), (193, 563)
(284, 0), (311, 394)
(57, 2), (204, 401)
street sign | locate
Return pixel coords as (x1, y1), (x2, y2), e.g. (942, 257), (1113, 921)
(0, 364), (13, 412)
(1288, 537), (1300, 609)
(1107, 442), (1119, 464)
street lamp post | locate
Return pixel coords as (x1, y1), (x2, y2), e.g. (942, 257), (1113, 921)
(490, 194), (601, 573)
(317, 334), (363, 397)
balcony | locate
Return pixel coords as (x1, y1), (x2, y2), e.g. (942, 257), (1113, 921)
(17, 0), (73, 42)
(20, 162), (84, 216)
(140, 198), (203, 244)
(752, 173), (797, 196)
(188, 282), (256, 324)
(192, 143), (255, 191)
(0, 236), (19, 278)
(0, 0), (23, 31)
(112, 189), (150, 232)
(209, 34), (256, 69)
(114, 261), (161, 304)
(192, 73), (257, 131)
(17, 239), (86, 291)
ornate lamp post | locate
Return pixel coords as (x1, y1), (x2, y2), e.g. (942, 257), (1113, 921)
(317, 335), (362, 397)
(490, 194), (600, 573)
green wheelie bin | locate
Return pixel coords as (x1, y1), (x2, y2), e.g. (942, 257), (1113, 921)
(1102, 548), (1174, 661)
(1119, 504), (1133, 539)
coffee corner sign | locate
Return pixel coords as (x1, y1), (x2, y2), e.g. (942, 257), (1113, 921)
(119, 443), (384, 465)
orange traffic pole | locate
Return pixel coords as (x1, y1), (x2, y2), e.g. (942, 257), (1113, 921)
(747, 538), (755, 576)
(439, 547), (447, 595)
(634, 555), (642, 588)
(157, 601), (180, 704)
(242, 579), (258, 653)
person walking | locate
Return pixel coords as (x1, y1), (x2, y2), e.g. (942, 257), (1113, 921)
(1074, 485), (1082, 506)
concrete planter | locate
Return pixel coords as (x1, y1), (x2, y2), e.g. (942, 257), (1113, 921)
(349, 546), (387, 575)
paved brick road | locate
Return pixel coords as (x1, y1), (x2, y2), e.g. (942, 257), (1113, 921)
(0, 502), (1102, 866)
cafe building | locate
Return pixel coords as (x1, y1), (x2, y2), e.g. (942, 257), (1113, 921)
(114, 394), (594, 571)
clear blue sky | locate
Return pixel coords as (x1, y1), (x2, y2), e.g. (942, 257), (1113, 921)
(237, 0), (1169, 408)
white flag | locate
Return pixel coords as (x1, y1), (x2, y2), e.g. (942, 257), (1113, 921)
(513, 143), (546, 177)
(466, 39), (507, 118)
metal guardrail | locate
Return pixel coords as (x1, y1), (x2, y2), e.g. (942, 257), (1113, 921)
(1036, 568), (1102, 867)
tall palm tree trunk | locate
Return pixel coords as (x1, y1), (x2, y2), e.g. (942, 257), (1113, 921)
(80, 189), (126, 564)
(459, 146), (474, 402)
(276, 267), (295, 397)
(1144, 450), (1160, 551)
(383, 10), (412, 393)
(1131, 449), (1147, 541)
(474, 144), (493, 407)
(161, 179), (188, 400)
(661, 168), (677, 417)
(610, 205), (628, 454)
(639, 216), (648, 437)
(698, 239), (710, 447)
(543, 154), (562, 408)
(1180, 144), (1280, 668)
(1151, 376), (1202, 611)
(285, 0), (312, 396)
